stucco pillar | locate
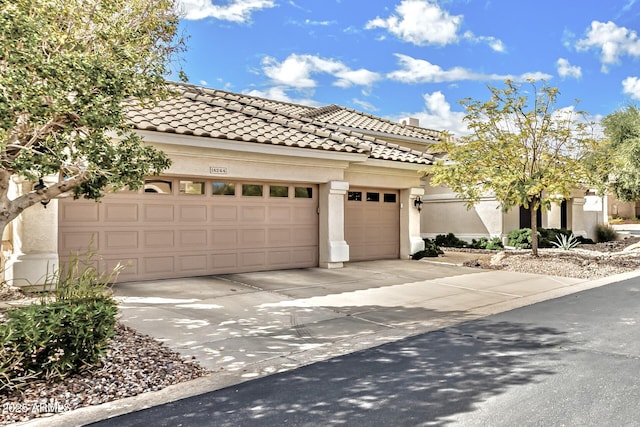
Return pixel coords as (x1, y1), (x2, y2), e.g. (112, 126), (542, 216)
(570, 197), (587, 238)
(5, 178), (59, 287)
(319, 181), (349, 268)
(546, 201), (563, 229)
(400, 187), (425, 259)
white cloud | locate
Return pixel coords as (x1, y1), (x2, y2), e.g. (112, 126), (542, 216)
(261, 54), (381, 89)
(463, 31), (506, 53)
(352, 98), (379, 112)
(622, 76), (640, 100)
(576, 21), (640, 72)
(199, 79), (209, 86)
(177, 0), (275, 22)
(244, 86), (322, 107)
(304, 19), (334, 26)
(387, 54), (551, 83)
(556, 58), (582, 79)
(365, 0), (462, 46)
(365, 1), (504, 51)
(395, 91), (469, 137)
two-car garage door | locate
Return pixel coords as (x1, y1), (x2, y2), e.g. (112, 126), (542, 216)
(58, 178), (319, 282)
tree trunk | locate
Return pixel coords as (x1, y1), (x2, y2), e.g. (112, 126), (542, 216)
(530, 200), (539, 257)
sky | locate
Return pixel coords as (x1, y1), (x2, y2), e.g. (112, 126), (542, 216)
(174, 0), (640, 137)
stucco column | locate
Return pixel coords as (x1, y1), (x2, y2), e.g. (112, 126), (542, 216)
(319, 181), (349, 268)
(546, 200), (563, 229)
(570, 197), (587, 238)
(5, 178), (59, 287)
(400, 187), (425, 259)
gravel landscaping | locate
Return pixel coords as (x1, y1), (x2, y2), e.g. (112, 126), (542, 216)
(457, 236), (640, 280)
(1, 236), (639, 424)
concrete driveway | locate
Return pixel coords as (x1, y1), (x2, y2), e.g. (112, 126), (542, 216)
(31, 258), (640, 427)
(113, 258), (621, 378)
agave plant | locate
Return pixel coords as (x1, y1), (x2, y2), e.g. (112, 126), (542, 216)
(551, 233), (580, 251)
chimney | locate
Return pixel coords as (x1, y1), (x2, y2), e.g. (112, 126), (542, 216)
(400, 117), (420, 127)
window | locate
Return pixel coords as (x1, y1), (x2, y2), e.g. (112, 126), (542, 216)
(270, 185), (289, 198)
(294, 187), (313, 198)
(242, 184), (263, 197)
(212, 182), (235, 196)
(366, 192), (380, 202)
(383, 193), (397, 203)
(347, 191), (362, 201)
(144, 179), (172, 194)
(180, 181), (205, 195)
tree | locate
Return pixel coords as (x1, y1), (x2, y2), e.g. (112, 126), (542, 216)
(0, 0), (185, 235)
(428, 80), (603, 255)
(600, 106), (640, 202)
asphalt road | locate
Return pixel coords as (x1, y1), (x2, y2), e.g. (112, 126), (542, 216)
(90, 276), (640, 427)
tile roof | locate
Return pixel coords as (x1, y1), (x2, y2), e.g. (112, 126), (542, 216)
(125, 82), (438, 165)
(300, 104), (446, 142)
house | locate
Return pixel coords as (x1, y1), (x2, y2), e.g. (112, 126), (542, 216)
(4, 82), (605, 285)
(421, 178), (604, 244)
(6, 82), (442, 285)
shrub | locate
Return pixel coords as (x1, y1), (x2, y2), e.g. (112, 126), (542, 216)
(0, 251), (123, 391)
(434, 233), (467, 248)
(412, 238), (444, 259)
(468, 237), (504, 250)
(485, 237), (504, 251)
(0, 297), (117, 386)
(538, 228), (573, 248)
(508, 227), (578, 249)
(507, 228), (533, 248)
(595, 224), (618, 243)
(576, 235), (595, 245)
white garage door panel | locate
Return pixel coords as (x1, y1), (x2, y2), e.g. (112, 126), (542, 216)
(345, 187), (400, 262)
(58, 179), (319, 281)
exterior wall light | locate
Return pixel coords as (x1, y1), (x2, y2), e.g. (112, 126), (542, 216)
(413, 196), (423, 212)
(34, 178), (50, 208)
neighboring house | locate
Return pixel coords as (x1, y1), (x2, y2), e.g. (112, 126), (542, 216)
(421, 178), (604, 243)
(6, 82), (442, 285)
(4, 82), (605, 285)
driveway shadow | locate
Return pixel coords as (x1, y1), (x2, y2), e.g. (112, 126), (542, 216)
(92, 319), (568, 427)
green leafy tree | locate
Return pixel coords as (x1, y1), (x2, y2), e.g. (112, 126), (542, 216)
(429, 80), (603, 255)
(0, 0), (185, 235)
(600, 105), (640, 202)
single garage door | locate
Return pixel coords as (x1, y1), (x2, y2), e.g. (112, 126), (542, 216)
(58, 178), (318, 282)
(345, 187), (400, 262)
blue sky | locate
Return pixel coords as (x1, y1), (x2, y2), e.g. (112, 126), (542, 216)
(175, 0), (640, 137)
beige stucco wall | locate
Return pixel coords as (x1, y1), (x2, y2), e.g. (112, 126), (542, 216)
(153, 141), (357, 184)
(421, 177), (504, 241)
(5, 177), (59, 287)
(608, 193), (637, 219)
(344, 161), (424, 189)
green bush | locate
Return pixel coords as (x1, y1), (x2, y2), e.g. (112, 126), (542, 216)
(0, 297), (117, 385)
(508, 227), (578, 249)
(412, 238), (444, 259)
(538, 228), (573, 248)
(595, 224), (618, 243)
(507, 228), (533, 248)
(469, 237), (504, 250)
(0, 251), (123, 391)
(434, 233), (468, 248)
